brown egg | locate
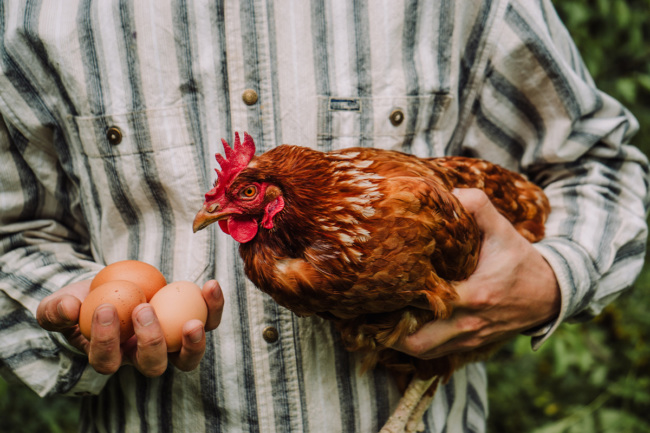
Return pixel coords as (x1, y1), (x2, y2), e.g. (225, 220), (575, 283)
(150, 281), (208, 352)
(90, 260), (167, 301)
(79, 280), (147, 343)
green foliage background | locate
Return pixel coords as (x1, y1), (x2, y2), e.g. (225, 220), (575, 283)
(1, 1), (649, 431)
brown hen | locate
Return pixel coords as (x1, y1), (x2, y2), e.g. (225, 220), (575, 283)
(193, 132), (550, 433)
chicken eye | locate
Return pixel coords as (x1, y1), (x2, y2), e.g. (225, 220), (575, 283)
(240, 185), (258, 199)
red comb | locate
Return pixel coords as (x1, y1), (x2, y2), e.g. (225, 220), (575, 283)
(205, 132), (256, 202)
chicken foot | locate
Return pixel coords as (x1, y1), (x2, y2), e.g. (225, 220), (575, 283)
(405, 389), (436, 433)
(379, 376), (439, 433)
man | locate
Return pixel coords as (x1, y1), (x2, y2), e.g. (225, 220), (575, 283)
(1, 1), (647, 432)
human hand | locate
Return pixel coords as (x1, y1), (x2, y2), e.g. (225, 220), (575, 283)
(36, 279), (224, 376)
(393, 188), (561, 359)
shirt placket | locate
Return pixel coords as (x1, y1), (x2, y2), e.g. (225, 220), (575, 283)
(221, 2), (303, 431)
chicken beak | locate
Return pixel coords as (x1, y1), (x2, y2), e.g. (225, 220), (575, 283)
(193, 205), (223, 233)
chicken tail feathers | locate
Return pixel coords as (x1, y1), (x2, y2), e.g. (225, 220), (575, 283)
(433, 156), (550, 242)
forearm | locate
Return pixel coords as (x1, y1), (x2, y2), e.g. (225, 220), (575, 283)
(528, 152), (649, 347)
(0, 232), (109, 396)
(0, 292), (110, 397)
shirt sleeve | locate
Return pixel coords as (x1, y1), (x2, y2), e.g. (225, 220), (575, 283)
(0, 115), (110, 397)
(461, 0), (649, 348)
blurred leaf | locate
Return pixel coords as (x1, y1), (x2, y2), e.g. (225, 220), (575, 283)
(590, 365), (608, 387)
(609, 375), (650, 404)
(614, 0), (631, 28)
(596, 0), (611, 16)
(637, 74), (650, 92)
(616, 78), (638, 104)
(560, 3), (590, 27)
(532, 419), (575, 433)
(551, 338), (568, 376)
(598, 408), (650, 432)
(530, 393), (609, 433)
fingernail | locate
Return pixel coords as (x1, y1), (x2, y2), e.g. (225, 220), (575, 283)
(189, 325), (203, 343)
(136, 306), (155, 327)
(57, 301), (70, 322)
(96, 305), (115, 326)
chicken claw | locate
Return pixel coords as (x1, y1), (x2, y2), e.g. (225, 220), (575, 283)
(379, 376), (439, 433)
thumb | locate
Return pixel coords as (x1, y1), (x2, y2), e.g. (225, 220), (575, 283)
(452, 188), (511, 235)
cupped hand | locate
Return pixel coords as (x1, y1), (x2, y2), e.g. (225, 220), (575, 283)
(36, 279), (224, 376)
(393, 188), (561, 359)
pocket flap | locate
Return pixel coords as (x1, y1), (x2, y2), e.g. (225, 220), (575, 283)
(74, 105), (193, 158)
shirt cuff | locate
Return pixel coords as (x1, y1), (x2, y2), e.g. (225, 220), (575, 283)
(49, 333), (112, 396)
(60, 363), (112, 397)
(528, 237), (598, 350)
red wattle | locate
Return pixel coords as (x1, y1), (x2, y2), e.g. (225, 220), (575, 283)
(227, 217), (259, 243)
(218, 220), (230, 234)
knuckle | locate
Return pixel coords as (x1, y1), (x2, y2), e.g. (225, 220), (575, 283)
(35, 301), (48, 326)
(188, 343), (207, 358)
(37, 301), (61, 330)
(92, 334), (120, 351)
(457, 316), (485, 334)
(175, 341), (206, 370)
(173, 358), (201, 372)
(454, 339), (480, 352)
(92, 362), (121, 375)
(464, 291), (493, 311)
(36, 308), (53, 329)
(88, 352), (121, 374)
(134, 336), (169, 377)
(138, 333), (166, 350)
(464, 336), (487, 350)
(141, 363), (168, 378)
(403, 338), (429, 359)
(207, 314), (223, 331)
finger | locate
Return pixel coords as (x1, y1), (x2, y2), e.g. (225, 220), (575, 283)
(131, 304), (168, 377)
(169, 319), (206, 372)
(87, 304), (122, 374)
(37, 294), (81, 332)
(36, 294), (89, 353)
(391, 319), (459, 359)
(202, 280), (225, 332)
(452, 188), (492, 215)
(453, 188), (513, 235)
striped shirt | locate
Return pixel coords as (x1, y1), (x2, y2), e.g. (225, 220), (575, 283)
(0, 1), (647, 432)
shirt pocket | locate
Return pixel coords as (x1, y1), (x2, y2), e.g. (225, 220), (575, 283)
(72, 105), (209, 282)
(316, 93), (453, 157)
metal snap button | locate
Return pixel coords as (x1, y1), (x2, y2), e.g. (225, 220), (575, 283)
(389, 109), (405, 126)
(242, 89), (259, 106)
(106, 126), (122, 145)
(262, 326), (279, 343)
